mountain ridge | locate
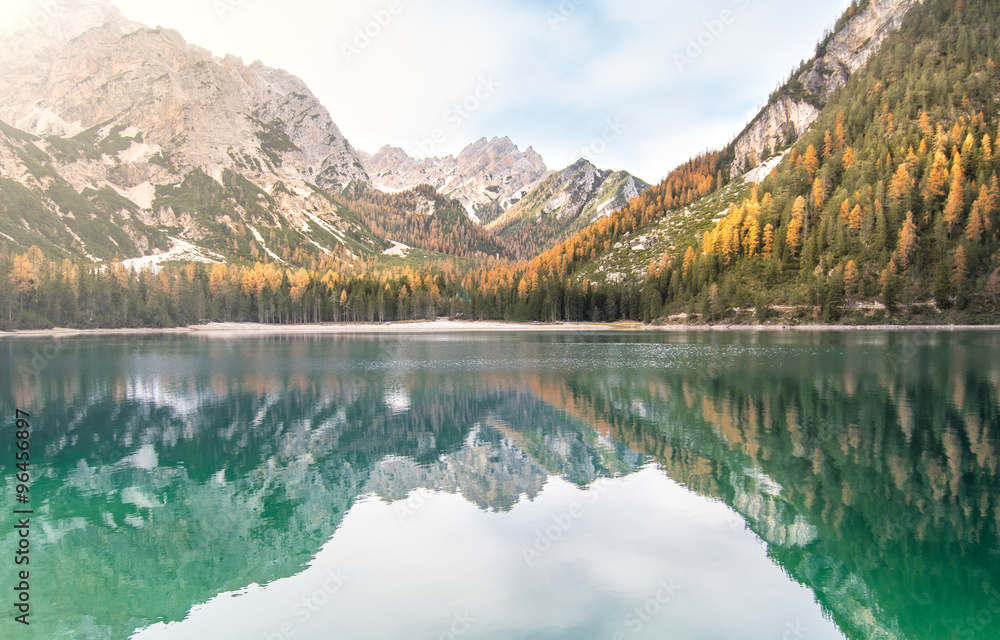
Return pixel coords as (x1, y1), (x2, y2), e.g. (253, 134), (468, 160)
(486, 158), (651, 258)
(358, 136), (548, 224)
(729, 0), (921, 176)
(0, 0), (649, 269)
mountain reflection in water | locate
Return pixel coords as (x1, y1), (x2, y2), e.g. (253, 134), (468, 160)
(1, 331), (997, 640)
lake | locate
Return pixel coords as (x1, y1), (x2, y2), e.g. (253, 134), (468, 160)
(1, 330), (998, 640)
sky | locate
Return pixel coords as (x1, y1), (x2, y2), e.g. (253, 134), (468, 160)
(5, 0), (853, 182)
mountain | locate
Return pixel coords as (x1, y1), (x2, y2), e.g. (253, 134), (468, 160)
(0, 0), (370, 189)
(0, 0), (642, 270)
(465, 0), (1000, 325)
(669, 0), (1000, 322)
(359, 137), (651, 254)
(730, 0), (920, 176)
(0, 0), (396, 266)
(13, 0), (997, 328)
(486, 158), (650, 258)
(359, 137), (548, 224)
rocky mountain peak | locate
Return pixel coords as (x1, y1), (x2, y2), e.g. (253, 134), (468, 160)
(2, 0), (141, 50)
(360, 136), (549, 223)
(0, 0), (383, 267)
(730, 0), (920, 176)
(485, 156), (650, 257)
(0, 0), (369, 190)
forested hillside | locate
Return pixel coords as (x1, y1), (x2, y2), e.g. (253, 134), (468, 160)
(462, 0), (1000, 324)
(4, 0), (1000, 328)
(683, 0), (1000, 321)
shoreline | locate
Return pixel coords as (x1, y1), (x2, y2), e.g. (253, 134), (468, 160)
(2, 319), (1000, 339)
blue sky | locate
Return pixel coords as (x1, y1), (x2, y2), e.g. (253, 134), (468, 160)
(14, 0), (852, 182)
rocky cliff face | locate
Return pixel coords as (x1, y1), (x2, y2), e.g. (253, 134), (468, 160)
(731, 98), (821, 177)
(0, 0), (386, 264)
(359, 136), (548, 224)
(730, 0), (920, 176)
(507, 158), (647, 225)
(486, 158), (650, 256)
(0, 0), (369, 191)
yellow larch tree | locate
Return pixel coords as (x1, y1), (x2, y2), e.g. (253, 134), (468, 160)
(889, 163), (915, 204)
(802, 145), (820, 180)
(289, 268), (311, 303)
(924, 150), (950, 204)
(812, 177), (826, 211)
(844, 260), (859, 298)
(842, 146), (854, 170)
(682, 246), (697, 280)
(835, 111), (847, 151)
(897, 212), (919, 271)
(762, 224), (775, 259)
(849, 205), (864, 233)
(786, 196), (806, 257)
(743, 215), (760, 258)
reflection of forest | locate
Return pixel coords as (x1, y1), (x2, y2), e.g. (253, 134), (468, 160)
(1, 334), (997, 640)
(559, 334), (1000, 640)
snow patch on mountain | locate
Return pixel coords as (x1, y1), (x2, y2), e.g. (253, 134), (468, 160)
(121, 238), (225, 272)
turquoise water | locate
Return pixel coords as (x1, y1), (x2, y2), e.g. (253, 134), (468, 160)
(1, 331), (998, 639)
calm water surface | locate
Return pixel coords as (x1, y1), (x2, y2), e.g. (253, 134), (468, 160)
(1, 331), (998, 640)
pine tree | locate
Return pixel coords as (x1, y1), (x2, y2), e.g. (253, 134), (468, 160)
(987, 268), (1000, 312)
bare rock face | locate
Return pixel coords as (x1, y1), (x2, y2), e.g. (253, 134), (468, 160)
(731, 98), (821, 177)
(359, 136), (548, 223)
(497, 159), (648, 227)
(237, 59), (370, 188)
(730, 0), (920, 176)
(0, 0), (382, 264)
(484, 158), (650, 256)
(0, 0), (369, 192)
